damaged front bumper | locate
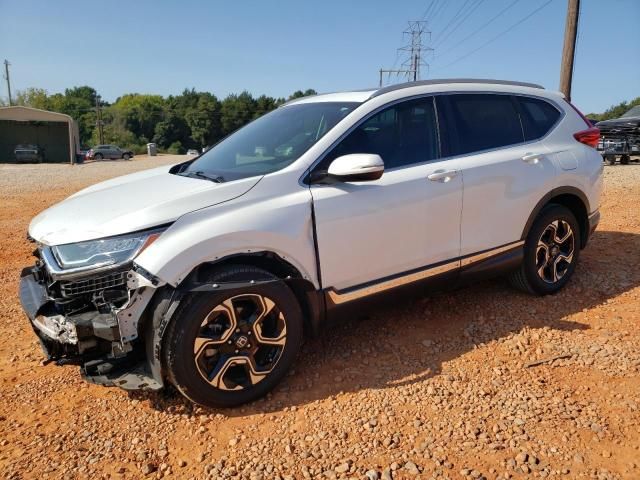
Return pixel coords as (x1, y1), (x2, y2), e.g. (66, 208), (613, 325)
(19, 264), (164, 391)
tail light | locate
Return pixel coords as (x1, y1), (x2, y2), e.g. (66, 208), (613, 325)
(574, 127), (600, 148)
(567, 100), (600, 148)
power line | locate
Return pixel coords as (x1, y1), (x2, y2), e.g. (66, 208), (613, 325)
(429, 0), (449, 26)
(433, 0), (486, 49)
(437, 0), (524, 57)
(421, 0), (438, 21)
(434, 0), (555, 71)
(378, 21), (433, 85)
(431, 0), (472, 45)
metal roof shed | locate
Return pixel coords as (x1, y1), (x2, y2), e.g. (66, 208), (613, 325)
(0, 106), (80, 164)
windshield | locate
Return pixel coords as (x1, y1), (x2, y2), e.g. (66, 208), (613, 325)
(621, 105), (640, 118)
(181, 102), (359, 181)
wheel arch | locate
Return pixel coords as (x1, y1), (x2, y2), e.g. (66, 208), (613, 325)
(177, 252), (324, 337)
(522, 187), (590, 248)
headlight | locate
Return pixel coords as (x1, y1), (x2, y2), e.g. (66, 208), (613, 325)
(51, 229), (163, 270)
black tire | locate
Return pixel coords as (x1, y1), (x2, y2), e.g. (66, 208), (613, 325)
(94, 153), (103, 160)
(509, 204), (581, 295)
(620, 155), (630, 165)
(605, 154), (616, 165)
(163, 265), (304, 408)
(122, 153), (131, 160)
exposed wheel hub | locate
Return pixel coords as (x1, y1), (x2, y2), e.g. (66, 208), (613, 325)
(193, 294), (287, 391)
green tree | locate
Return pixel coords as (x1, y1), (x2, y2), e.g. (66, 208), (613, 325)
(185, 93), (221, 147)
(13, 88), (50, 109)
(587, 97), (640, 121)
(287, 89), (317, 101)
(112, 94), (166, 141)
(220, 91), (256, 136)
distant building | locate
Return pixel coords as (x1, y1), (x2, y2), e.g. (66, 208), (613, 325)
(0, 106), (80, 163)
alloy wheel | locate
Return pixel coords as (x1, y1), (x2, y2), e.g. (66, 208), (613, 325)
(193, 294), (287, 391)
(535, 220), (575, 284)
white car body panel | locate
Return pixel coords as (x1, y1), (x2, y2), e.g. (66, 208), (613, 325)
(312, 159), (463, 291)
(29, 166), (262, 245)
(457, 142), (558, 257)
(134, 171), (318, 287)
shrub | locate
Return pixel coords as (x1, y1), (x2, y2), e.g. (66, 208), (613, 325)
(167, 141), (185, 155)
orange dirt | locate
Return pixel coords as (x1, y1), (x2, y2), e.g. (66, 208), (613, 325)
(0, 159), (638, 479)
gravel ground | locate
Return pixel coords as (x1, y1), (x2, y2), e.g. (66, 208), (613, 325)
(0, 159), (639, 480)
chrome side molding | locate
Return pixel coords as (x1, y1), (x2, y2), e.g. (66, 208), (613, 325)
(327, 240), (525, 305)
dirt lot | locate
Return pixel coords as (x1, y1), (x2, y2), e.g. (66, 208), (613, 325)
(0, 157), (639, 480)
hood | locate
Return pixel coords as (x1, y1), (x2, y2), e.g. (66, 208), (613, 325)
(29, 165), (262, 245)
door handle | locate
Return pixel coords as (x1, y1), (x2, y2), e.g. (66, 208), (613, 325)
(522, 153), (543, 164)
(427, 169), (458, 183)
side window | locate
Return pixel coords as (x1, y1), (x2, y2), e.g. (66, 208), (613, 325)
(517, 96), (561, 140)
(321, 97), (439, 171)
(447, 94), (524, 155)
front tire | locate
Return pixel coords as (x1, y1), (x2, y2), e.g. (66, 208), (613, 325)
(163, 265), (304, 408)
(509, 205), (581, 295)
(122, 153), (131, 160)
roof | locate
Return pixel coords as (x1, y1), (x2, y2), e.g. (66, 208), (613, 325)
(284, 78), (546, 106)
(0, 105), (75, 124)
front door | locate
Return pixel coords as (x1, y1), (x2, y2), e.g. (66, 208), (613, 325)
(310, 96), (463, 293)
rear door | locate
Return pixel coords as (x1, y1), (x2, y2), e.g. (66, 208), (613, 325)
(441, 93), (558, 257)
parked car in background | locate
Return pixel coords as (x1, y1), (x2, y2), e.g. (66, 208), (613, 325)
(186, 149), (199, 156)
(87, 145), (134, 161)
(20, 79), (603, 408)
(14, 144), (44, 163)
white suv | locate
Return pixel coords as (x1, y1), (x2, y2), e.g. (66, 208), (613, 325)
(20, 79), (603, 407)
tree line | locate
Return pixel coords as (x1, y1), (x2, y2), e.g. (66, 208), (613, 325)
(586, 96), (640, 122)
(2, 86), (637, 153)
(2, 86), (317, 154)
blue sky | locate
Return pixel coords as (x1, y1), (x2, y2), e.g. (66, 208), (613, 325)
(0, 0), (638, 113)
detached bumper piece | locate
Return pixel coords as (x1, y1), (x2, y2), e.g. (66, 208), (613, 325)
(18, 265), (162, 391)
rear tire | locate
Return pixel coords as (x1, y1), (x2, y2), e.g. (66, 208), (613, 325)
(605, 154), (616, 165)
(620, 154), (630, 165)
(94, 153), (103, 160)
(509, 205), (581, 295)
(163, 265), (304, 408)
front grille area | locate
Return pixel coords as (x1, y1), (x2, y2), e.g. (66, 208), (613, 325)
(59, 270), (128, 297)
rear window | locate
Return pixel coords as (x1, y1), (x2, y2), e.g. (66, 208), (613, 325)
(518, 96), (561, 140)
(447, 94), (524, 156)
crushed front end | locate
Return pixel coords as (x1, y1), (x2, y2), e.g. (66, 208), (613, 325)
(19, 245), (163, 391)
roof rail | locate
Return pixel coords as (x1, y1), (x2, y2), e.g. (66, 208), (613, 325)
(370, 78), (544, 99)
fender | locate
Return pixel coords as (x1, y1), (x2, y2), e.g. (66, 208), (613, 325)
(521, 186), (590, 245)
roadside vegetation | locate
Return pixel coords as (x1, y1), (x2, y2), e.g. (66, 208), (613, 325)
(0, 86), (317, 154)
(586, 96), (640, 122)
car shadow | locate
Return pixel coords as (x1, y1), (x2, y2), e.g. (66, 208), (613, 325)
(134, 229), (640, 415)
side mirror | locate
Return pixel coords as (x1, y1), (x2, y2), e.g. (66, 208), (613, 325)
(327, 154), (384, 182)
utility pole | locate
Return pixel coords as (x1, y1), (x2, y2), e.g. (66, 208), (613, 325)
(559, 0), (580, 101)
(378, 21), (433, 86)
(95, 95), (104, 144)
(3, 59), (12, 106)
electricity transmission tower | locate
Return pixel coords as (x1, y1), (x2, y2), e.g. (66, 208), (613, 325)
(379, 21), (433, 86)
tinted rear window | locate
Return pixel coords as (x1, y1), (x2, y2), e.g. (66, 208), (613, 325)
(518, 96), (561, 140)
(447, 94), (524, 155)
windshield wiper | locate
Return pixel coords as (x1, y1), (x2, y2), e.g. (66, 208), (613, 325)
(181, 171), (225, 183)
